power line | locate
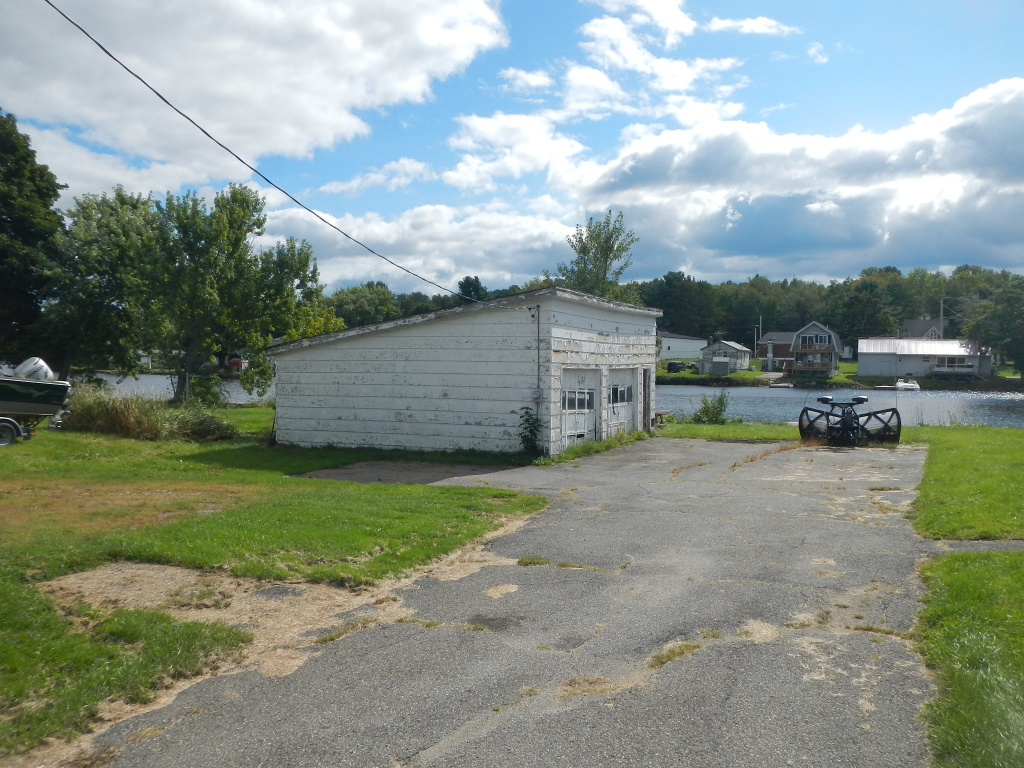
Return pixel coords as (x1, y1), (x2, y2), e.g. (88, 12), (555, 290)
(40, 0), (477, 301)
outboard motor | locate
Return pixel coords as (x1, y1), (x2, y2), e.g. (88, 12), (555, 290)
(13, 358), (56, 382)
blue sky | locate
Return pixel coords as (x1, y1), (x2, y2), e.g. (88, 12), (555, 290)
(3, 0), (1023, 295)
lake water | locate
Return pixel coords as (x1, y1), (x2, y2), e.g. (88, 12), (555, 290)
(94, 373), (272, 404)
(91, 373), (1024, 429)
(657, 385), (1024, 429)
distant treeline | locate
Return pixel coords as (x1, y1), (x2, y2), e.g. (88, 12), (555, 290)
(328, 265), (1024, 365)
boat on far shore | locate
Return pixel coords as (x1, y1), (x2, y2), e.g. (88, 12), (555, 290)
(875, 378), (921, 391)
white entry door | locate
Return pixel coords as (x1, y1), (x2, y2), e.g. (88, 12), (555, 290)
(608, 368), (637, 436)
(561, 369), (598, 450)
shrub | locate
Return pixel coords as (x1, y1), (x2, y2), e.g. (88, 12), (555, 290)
(691, 390), (729, 424)
(65, 386), (235, 441)
(518, 406), (543, 454)
(65, 386), (166, 440)
(182, 375), (228, 408)
(165, 405), (237, 441)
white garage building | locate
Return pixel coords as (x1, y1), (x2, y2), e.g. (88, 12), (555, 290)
(268, 288), (661, 456)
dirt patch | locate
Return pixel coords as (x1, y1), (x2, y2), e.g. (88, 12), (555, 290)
(14, 514), (533, 768)
(297, 461), (516, 485)
(483, 584), (519, 599)
(38, 562), (370, 678)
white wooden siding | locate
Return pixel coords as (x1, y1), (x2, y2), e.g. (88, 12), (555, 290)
(271, 289), (660, 454)
(273, 310), (538, 451)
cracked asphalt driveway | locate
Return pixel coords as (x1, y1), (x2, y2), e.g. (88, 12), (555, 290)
(94, 437), (941, 767)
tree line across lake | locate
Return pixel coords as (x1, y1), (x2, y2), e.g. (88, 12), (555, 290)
(3, 110), (1022, 403)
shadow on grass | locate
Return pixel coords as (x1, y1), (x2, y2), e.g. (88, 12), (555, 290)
(184, 440), (539, 476)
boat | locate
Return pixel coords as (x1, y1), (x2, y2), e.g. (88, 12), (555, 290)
(798, 395), (901, 446)
(894, 379), (920, 390)
(0, 358), (72, 445)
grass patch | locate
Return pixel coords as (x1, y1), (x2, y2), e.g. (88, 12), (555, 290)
(0, 422), (546, 755)
(918, 552), (1024, 768)
(656, 421), (798, 442)
(909, 426), (1024, 540)
(517, 556), (550, 567)
(649, 641), (702, 668)
(0, 583), (248, 755)
(904, 425), (1024, 767)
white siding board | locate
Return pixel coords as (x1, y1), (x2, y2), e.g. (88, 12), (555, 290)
(275, 417), (517, 437)
(274, 360), (536, 377)
(274, 383), (537, 403)
(276, 409), (520, 428)
(274, 373), (538, 390)
(276, 342), (534, 358)
(276, 430), (517, 452)
(272, 391), (528, 415)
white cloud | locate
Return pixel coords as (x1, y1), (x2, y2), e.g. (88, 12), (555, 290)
(538, 78), (1024, 281)
(705, 17), (801, 36)
(500, 68), (554, 93)
(265, 202), (573, 293)
(580, 16), (742, 94)
(0, 0), (507, 196)
(587, 0), (698, 47)
(560, 65), (634, 118)
(807, 42), (829, 64)
(319, 159), (436, 196)
(443, 112), (586, 190)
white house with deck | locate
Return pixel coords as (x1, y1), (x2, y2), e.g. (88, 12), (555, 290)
(857, 338), (993, 380)
(268, 288), (661, 456)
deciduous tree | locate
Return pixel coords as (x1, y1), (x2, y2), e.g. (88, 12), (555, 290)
(34, 187), (162, 379)
(0, 110), (63, 362)
(153, 185), (340, 400)
(548, 210), (639, 302)
(328, 281), (400, 328)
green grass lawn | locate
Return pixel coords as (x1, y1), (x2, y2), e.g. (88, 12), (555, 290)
(0, 410), (545, 755)
(918, 552), (1024, 768)
(656, 421), (798, 442)
(906, 426), (1024, 768)
(908, 426), (1024, 540)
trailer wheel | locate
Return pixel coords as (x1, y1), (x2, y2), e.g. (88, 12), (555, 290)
(0, 422), (17, 446)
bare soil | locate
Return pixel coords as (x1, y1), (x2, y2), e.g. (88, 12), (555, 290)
(6, 473), (532, 768)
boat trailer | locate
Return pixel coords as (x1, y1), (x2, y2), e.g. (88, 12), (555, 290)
(798, 395), (901, 446)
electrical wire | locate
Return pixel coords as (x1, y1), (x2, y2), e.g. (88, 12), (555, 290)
(40, 0), (482, 303)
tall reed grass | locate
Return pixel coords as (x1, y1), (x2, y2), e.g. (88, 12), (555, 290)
(65, 385), (236, 441)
